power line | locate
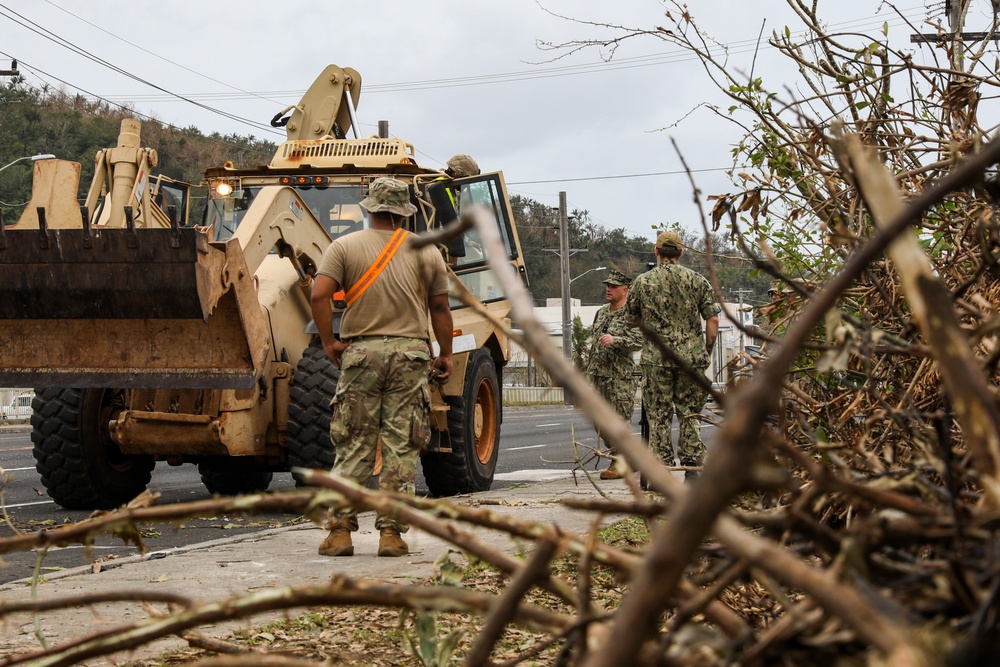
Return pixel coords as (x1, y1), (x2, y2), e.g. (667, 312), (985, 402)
(39, 0), (289, 110)
(8, 70), (275, 156)
(67, 4), (931, 103)
(508, 166), (730, 186)
(0, 3), (282, 136)
(0, 0), (934, 152)
(0, 1), (939, 191)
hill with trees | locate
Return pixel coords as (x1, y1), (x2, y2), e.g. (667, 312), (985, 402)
(0, 79), (275, 225)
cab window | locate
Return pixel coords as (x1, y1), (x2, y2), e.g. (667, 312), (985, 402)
(443, 173), (521, 308)
(204, 184), (369, 241)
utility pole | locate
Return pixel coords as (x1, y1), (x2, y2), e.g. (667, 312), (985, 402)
(559, 192), (571, 366)
(910, 0), (999, 70)
(731, 289), (753, 354)
(542, 192), (586, 403)
(542, 195), (587, 360)
(0, 60), (18, 78)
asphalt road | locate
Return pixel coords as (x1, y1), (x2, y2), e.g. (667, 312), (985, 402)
(0, 405), (644, 584)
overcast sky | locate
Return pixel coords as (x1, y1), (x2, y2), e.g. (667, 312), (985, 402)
(0, 0), (967, 240)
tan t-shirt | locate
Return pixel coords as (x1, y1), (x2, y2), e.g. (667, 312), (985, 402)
(317, 229), (450, 340)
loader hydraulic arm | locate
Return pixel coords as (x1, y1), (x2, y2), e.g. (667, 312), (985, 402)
(227, 186), (331, 282)
(271, 64), (362, 141)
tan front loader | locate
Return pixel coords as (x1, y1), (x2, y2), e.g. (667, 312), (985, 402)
(0, 120), (334, 509)
(0, 120), (287, 389)
(3, 64), (530, 510)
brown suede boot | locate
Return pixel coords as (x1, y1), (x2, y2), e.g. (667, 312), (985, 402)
(599, 458), (623, 480)
(318, 526), (354, 557)
(377, 528), (409, 557)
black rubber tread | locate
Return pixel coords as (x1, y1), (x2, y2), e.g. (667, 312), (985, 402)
(198, 466), (273, 496)
(30, 388), (155, 510)
(286, 340), (339, 484)
(422, 348), (501, 497)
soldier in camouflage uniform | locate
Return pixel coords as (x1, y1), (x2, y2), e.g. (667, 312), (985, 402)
(310, 177), (454, 557)
(585, 269), (642, 480)
(622, 231), (719, 479)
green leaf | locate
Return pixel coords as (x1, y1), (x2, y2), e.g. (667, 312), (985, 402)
(416, 613), (437, 664)
(433, 551), (465, 586)
(856, 101), (869, 110)
(438, 630), (465, 665)
(785, 25), (791, 39)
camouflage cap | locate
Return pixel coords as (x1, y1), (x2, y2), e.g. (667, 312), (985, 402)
(601, 269), (633, 287)
(446, 154), (480, 178)
(655, 231), (682, 249)
(359, 177), (417, 217)
(768, 281), (794, 296)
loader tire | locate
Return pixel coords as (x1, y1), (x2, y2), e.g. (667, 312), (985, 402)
(287, 340), (340, 485)
(31, 388), (154, 510)
(198, 465), (273, 496)
(422, 349), (500, 497)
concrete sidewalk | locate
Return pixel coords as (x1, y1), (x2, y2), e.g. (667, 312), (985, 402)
(0, 474), (639, 664)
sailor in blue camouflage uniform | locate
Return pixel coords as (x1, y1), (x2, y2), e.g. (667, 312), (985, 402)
(585, 269), (643, 479)
(621, 231), (719, 479)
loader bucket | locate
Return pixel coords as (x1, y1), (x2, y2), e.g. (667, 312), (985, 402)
(0, 212), (271, 389)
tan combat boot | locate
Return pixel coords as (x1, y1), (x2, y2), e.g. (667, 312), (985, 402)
(599, 459), (623, 480)
(318, 520), (354, 557)
(377, 528), (409, 557)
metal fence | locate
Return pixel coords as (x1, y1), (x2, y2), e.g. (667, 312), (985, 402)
(0, 388), (34, 422)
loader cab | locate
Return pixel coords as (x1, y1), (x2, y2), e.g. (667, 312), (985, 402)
(203, 179), (370, 242)
(151, 175), (194, 226)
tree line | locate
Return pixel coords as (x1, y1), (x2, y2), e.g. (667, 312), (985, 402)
(509, 194), (771, 306)
(0, 79), (275, 225)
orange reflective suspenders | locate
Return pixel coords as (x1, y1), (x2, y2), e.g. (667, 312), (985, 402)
(343, 228), (409, 306)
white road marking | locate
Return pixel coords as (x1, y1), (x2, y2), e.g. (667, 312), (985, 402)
(535, 423), (561, 427)
(4, 500), (53, 508)
(507, 444), (549, 451)
(2, 467), (34, 472)
(494, 469), (575, 481)
(47, 545), (130, 552)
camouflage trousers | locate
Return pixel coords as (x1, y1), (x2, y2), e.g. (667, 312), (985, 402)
(641, 365), (709, 468)
(328, 336), (432, 533)
(589, 373), (637, 456)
